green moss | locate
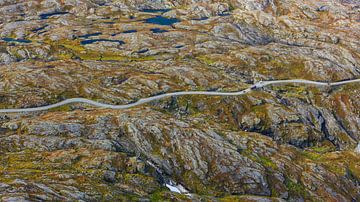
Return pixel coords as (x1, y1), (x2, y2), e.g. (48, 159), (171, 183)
(309, 145), (334, 153)
(285, 178), (308, 198)
(196, 55), (216, 65)
(258, 58), (313, 80)
(150, 191), (171, 202)
(149, 189), (190, 202)
(258, 156), (277, 170)
(302, 151), (321, 161)
(47, 39), (159, 62)
(48, 105), (72, 112)
(183, 171), (212, 195)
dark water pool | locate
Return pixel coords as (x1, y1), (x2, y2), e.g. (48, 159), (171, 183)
(78, 32), (102, 38)
(80, 39), (125, 45)
(219, 13), (231, 16)
(122, 30), (137, 34)
(144, 16), (180, 26)
(31, 25), (48, 32)
(39, 11), (69, 19)
(137, 48), (149, 54)
(2, 38), (31, 43)
(140, 9), (171, 13)
(192, 17), (209, 21)
(150, 28), (168, 33)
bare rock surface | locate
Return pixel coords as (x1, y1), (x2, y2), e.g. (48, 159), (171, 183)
(0, 0), (359, 201)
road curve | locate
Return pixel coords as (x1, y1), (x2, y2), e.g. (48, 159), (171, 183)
(0, 78), (359, 113)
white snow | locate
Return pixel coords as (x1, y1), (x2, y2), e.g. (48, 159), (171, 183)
(355, 143), (360, 154)
(165, 180), (191, 196)
(165, 184), (182, 194)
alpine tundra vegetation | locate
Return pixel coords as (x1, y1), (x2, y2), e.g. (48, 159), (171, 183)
(0, 0), (359, 201)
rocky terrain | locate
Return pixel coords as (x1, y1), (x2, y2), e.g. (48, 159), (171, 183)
(0, 0), (359, 201)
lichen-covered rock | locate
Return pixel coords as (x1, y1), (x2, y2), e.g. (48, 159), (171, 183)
(0, 0), (359, 201)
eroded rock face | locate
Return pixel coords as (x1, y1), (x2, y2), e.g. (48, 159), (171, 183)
(0, 0), (359, 201)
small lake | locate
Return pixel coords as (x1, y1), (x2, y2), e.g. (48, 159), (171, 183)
(144, 16), (180, 26)
(80, 39), (125, 45)
(39, 11), (69, 19)
(2, 38), (31, 43)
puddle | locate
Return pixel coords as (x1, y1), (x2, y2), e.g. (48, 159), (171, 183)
(144, 16), (180, 26)
(2, 38), (31, 43)
(31, 25), (48, 32)
(140, 9), (171, 13)
(219, 13), (231, 16)
(192, 17), (209, 21)
(137, 48), (149, 54)
(80, 39), (125, 45)
(78, 32), (102, 38)
(39, 11), (69, 19)
(150, 28), (168, 33)
(175, 45), (184, 48)
(122, 30), (137, 34)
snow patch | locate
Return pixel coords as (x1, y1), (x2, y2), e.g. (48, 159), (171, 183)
(165, 180), (191, 196)
(355, 143), (360, 154)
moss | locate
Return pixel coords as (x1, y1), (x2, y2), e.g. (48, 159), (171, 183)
(309, 145), (334, 153)
(150, 191), (171, 202)
(285, 178), (309, 198)
(149, 190), (190, 202)
(183, 171), (212, 195)
(196, 55), (216, 66)
(219, 195), (281, 201)
(48, 105), (72, 112)
(257, 156), (277, 170)
(250, 104), (271, 131)
(302, 151), (321, 161)
(257, 58), (313, 80)
(47, 38), (158, 62)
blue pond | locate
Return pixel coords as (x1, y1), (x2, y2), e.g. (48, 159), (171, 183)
(150, 28), (168, 33)
(78, 32), (102, 38)
(144, 16), (180, 26)
(39, 11), (69, 19)
(140, 9), (171, 13)
(2, 38), (31, 43)
(80, 39), (125, 45)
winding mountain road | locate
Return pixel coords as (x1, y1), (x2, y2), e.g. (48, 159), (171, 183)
(0, 79), (359, 113)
